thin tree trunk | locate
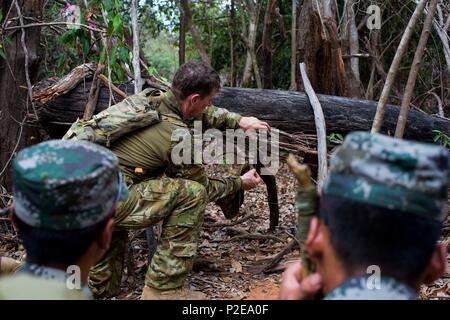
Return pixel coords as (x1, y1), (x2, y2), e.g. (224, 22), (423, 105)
(239, 0), (262, 88)
(395, 0), (438, 138)
(179, 0), (211, 66)
(289, 0), (297, 90)
(322, 0), (334, 19)
(433, 2), (450, 74)
(0, 0), (43, 190)
(342, 0), (362, 98)
(371, 0), (427, 133)
(83, 63), (105, 121)
(262, 0), (277, 89)
(179, 7), (186, 66)
(131, 0), (142, 93)
(228, 0), (235, 86)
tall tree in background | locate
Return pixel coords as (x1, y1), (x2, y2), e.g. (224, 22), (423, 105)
(0, 0), (43, 190)
(238, 0), (262, 88)
(179, 0), (211, 66)
(295, 0), (347, 96)
(342, 0), (363, 97)
(433, 0), (450, 74)
(262, 0), (277, 89)
(179, 6), (186, 66)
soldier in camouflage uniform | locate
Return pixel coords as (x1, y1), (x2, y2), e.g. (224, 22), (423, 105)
(280, 131), (450, 300)
(89, 61), (268, 299)
(0, 140), (127, 299)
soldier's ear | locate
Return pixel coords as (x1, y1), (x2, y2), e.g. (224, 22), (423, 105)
(422, 243), (447, 285)
(306, 217), (324, 253)
(189, 93), (200, 105)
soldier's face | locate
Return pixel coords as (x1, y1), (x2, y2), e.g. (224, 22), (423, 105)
(185, 90), (216, 119)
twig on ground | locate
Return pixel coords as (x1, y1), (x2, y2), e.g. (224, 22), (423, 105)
(203, 212), (253, 228)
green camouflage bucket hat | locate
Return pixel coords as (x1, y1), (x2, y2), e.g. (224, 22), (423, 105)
(12, 140), (128, 230)
(322, 131), (450, 222)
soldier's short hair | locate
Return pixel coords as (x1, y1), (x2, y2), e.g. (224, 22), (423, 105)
(318, 131), (450, 284)
(172, 61), (221, 101)
(15, 216), (110, 266)
(319, 194), (442, 283)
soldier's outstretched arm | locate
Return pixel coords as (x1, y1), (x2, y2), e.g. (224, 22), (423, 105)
(195, 106), (242, 131)
(165, 162), (242, 203)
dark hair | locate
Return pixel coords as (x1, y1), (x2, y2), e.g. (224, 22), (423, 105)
(319, 194), (442, 283)
(172, 61), (221, 100)
(15, 215), (109, 266)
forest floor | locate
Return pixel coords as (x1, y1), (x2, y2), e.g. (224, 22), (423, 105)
(1, 163), (449, 300)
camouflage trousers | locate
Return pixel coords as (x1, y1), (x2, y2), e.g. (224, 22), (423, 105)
(88, 176), (242, 298)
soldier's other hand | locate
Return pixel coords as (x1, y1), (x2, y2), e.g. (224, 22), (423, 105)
(239, 117), (270, 132)
(279, 260), (323, 300)
(241, 169), (262, 190)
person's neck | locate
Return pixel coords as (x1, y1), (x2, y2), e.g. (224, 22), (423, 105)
(179, 99), (189, 120)
(320, 263), (420, 294)
(41, 259), (90, 286)
(319, 263), (348, 294)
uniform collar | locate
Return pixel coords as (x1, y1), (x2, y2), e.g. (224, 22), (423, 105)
(163, 90), (185, 121)
(325, 275), (417, 300)
(18, 263), (93, 299)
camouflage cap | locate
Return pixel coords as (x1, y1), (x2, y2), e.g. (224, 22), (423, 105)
(322, 131), (450, 222)
(12, 140), (128, 230)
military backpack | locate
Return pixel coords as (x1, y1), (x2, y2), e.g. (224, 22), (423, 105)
(63, 88), (164, 146)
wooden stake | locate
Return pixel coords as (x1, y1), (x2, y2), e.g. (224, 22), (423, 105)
(299, 63), (328, 190)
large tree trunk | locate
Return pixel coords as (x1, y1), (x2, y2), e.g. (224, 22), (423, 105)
(296, 0), (347, 96)
(34, 80), (449, 143)
(0, 0), (43, 190)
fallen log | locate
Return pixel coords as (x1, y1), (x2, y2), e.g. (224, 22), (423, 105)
(35, 80), (449, 142)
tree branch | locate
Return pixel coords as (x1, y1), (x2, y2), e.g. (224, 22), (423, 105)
(371, 0), (428, 133)
(3, 22), (106, 33)
(15, 0), (38, 122)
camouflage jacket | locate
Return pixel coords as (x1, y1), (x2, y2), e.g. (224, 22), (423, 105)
(324, 276), (417, 300)
(110, 90), (243, 207)
(0, 263), (92, 300)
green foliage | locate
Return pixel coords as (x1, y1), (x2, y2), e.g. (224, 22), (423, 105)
(39, 0), (135, 82)
(327, 133), (344, 145)
(327, 133), (344, 152)
(143, 31), (178, 81)
(433, 130), (450, 149)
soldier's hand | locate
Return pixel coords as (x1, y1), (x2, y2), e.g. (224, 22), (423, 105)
(239, 117), (270, 132)
(241, 169), (262, 190)
(279, 260), (323, 300)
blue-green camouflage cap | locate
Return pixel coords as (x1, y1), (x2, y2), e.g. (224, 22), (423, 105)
(12, 140), (128, 230)
(322, 132), (450, 222)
